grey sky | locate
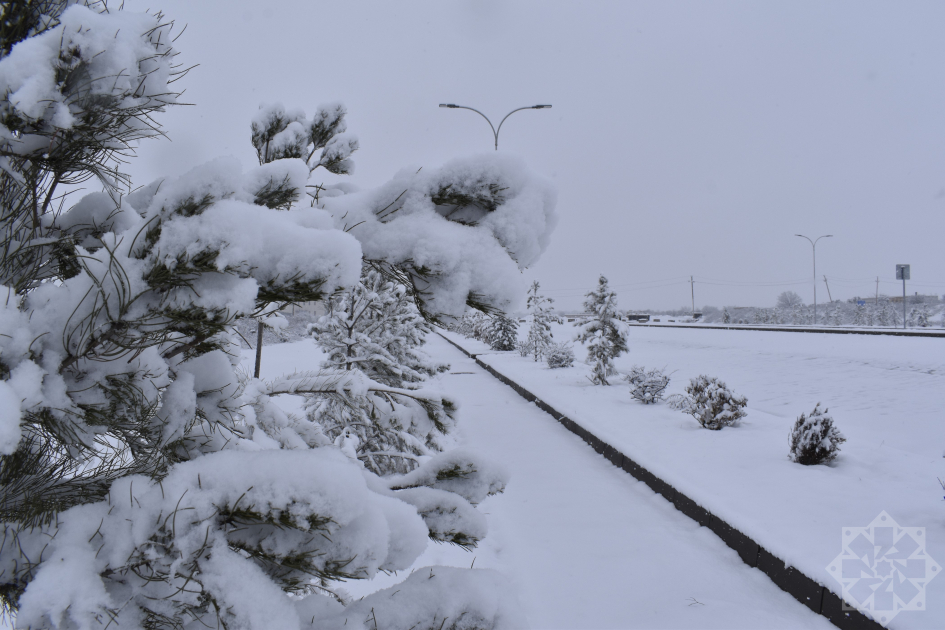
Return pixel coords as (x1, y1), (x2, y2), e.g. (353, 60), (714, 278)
(124, 0), (945, 311)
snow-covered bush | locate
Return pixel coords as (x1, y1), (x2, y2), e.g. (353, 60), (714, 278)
(546, 342), (575, 369)
(488, 315), (519, 351)
(575, 275), (627, 385)
(625, 366), (671, 404)
(0, 4), (556, 627)
(668, 376), (747, 429)
(522, 281), (558, 360)
(788, 403), (845, 465)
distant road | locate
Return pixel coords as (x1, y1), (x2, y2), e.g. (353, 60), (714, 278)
(628, 322), (945, 338)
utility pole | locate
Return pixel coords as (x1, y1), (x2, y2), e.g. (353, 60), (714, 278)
(690, 276), (695, 317)
(875, 277), (879, 305)
(823, 275), (833, 302)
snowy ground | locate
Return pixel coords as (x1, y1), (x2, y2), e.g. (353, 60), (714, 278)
(250, 337), (832, 629)
(442, 324), (945, 629)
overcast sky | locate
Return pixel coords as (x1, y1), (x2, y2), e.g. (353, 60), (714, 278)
(123, 0), (945, 312)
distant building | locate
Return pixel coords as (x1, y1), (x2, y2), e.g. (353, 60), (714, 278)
(281, 301), (326, 316)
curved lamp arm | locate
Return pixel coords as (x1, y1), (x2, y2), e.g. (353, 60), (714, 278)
(495, 105), (552, 150)
(440, 103), (551, 150)
(439, 104), (497, 147)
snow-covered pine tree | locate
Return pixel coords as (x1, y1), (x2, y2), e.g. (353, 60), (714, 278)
(909, 304), (931, 328)
(487, 314), (519, 351)
(308, 268), (451, 475)
(722, 307), (731, 323)
(790, 302), (802, 325)
(852, 302), (868, 326)
(575, 275), (628, 385)
(523, 280), (558, 360)
(877, 299), (899, 327)
(827, 302), (842, 326)
(0, 5), (558, 627)
(248, 100), (357, 375)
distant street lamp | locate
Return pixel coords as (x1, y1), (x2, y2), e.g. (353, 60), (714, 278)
(439, 103), (552, 150)
(795, 234), (833, 325)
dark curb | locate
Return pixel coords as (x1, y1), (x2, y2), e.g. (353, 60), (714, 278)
(437, 332), (885, 630)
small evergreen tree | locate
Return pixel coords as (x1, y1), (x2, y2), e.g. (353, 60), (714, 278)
(523, 281), (558, 360)
(722, 307), (731, 323)
(909, 304), (931, 328)
(876, 299), (898, 327)
(827, 302), (842, 326)
(575, 275), (628, 385)
(488, 314), (519, 351)
(852, 302), (868, 326)
(309, 269), (451, 475)
(789, 403), (845, 465)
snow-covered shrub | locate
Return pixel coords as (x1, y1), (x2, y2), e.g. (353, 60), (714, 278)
(516, 339), (530, 357)
(0, 4), (557, 626)
(488, 315), (519, 351)
(668, 376), (747, 429)
(522, 281), (558, 360)
(625, 366), (671, 404)
(546, 342), (575, 369)
(575, 275), (627, 385)
(788, 403), (845, 465)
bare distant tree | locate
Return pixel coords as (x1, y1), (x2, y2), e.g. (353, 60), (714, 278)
(777, 290), (804, 310)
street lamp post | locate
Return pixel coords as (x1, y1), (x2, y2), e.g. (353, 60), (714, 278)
(439, 103), (552, 150)
(795, 234), (833, 325)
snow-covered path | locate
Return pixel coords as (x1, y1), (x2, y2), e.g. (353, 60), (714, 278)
(341, 335), (834, 629)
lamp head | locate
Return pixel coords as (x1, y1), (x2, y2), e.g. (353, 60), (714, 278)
(439, 103), (458, 108)
(532, 104), (552, 109)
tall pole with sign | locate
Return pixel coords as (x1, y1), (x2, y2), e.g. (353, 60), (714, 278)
(896, 264), (910, 329)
